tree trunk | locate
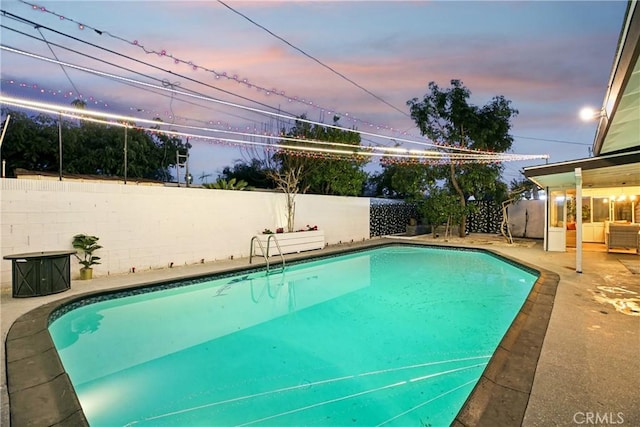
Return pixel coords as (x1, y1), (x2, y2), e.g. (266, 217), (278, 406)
(267, 166), (304, 233)
(286, 193), (295, 232)
(450, 163), (466, 238)
(500, 199), (513, 244)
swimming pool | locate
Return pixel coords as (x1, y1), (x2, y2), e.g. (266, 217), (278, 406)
(48, 244), (539, 426)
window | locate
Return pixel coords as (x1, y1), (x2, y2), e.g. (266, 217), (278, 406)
(592, 197), (609, 222)
(614, 199), (632, 222)
(549, 191), (565, 228)
(581, 197), (591, 223)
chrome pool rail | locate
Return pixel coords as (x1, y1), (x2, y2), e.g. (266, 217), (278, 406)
(249, 234), (285, 273)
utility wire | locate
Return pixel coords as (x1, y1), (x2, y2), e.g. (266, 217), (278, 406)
(1, 95), (546, 163)
(35, 27), (81, 97)
(15, 1), (410, 136)
(17, 2), (558, 151)
(2, 11), (548, 158)
(216, 0), (410, 119)
(0, 10), (295, 121)
(1, 29), (294, 137)
(2, 45), (549, 160)
(513, 135), (591, 146)
(1, 24), (272, 128)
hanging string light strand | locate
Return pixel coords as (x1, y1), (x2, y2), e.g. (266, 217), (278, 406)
(0, 93), (550, 163)
(17, 0), (488, 150)
(3, 44), (537, 161)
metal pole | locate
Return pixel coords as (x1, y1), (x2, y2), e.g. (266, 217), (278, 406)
(176, 150), (180, 187)
(124, 126), (128, 185)
(58, 113), (63, 181)
(575, 168), (583, 273)
(0, 114), (10, 150)
(0, 114), (10, 178)
(544, 187), (549, 251)
(185, 152), (190, 188)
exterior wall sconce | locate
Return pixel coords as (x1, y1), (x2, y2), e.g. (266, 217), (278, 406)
(579, 107), (607, 121)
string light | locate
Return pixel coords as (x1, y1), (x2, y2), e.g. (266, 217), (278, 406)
(1, 79), (109, 106)
(3, 45), (549, 164)
(18, 0), (526, 155)
(0, 94), (549, 164)
(0, 79), (275, 136)
(2, 79), (566, 161)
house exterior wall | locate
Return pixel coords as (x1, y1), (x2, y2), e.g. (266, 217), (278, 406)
(0, 179), (370, 291)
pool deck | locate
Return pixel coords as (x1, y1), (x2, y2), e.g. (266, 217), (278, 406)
(1, 234), (639, 426)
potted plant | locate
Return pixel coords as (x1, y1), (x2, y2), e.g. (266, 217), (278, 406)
(72, 234), (102, 280)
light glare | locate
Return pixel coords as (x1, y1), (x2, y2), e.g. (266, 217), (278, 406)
(579, 107), (598, 121)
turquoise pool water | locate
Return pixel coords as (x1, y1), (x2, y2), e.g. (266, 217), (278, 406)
(49, 245), (538, 426)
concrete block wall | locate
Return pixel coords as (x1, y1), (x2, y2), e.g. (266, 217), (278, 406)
(0, 179), (370, 290)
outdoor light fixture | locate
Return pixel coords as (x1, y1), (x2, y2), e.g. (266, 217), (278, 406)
(579, 106), (607, 121)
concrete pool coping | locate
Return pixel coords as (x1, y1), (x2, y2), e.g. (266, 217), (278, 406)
(4, 238), (557, 426)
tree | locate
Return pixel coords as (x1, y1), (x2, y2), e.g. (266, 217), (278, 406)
(510, 175), (541, 200)
(407, 80), (518, 237)
(147, 118), (191, 182)
(232, 115), (368, 231)
(270, 115), (368, 229)
(417, 186), (463, 239)
(268, 165), (306, 232)
(369, 162), (436, 199)
(203, 177), (251, 190)
(220, 159), (273, 189)
(0, 110), (59, 176)
(499, 174), (542, 243)
(288, 116), (368, 196)
(70, 99), (87, 109)
(0, 109), (189, 180)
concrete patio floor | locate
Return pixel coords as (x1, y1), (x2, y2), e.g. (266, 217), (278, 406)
(1, 234), (638, 426)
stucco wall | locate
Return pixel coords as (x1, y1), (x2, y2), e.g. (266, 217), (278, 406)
(0, 179), (370, 290)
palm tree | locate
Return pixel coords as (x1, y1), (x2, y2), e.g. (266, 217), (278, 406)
(202, 177), (251, 190)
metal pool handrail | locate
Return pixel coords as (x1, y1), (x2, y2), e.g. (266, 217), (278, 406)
(249, 235), (286, 273)
(249, 236), (269, 270)
(266, 234), (286, 272)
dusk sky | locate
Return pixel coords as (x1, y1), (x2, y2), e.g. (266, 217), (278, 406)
(0, 1), (628, 184)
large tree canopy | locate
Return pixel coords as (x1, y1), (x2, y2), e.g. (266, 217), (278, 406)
(1, 109), (189, 180)
(220, 159), (273, 189)
(407, 79), (518, 236)
(369, 162), (436, 199)
(282, 116), (369, 197)
(227, 115), (369, 196)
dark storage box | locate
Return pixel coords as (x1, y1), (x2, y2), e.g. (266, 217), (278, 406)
(3, 251), (75, 297)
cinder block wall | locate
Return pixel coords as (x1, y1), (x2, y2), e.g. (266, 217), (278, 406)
(0, 179), (370, 290)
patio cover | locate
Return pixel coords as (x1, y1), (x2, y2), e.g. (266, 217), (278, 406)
(524, 0), (639, 190)
(524, 150), (640, 190)
(523, 1), (638, 271)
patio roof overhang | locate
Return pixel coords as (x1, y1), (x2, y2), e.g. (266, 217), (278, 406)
(593, 1), (640, 157)
(523, 150), (640, 190)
